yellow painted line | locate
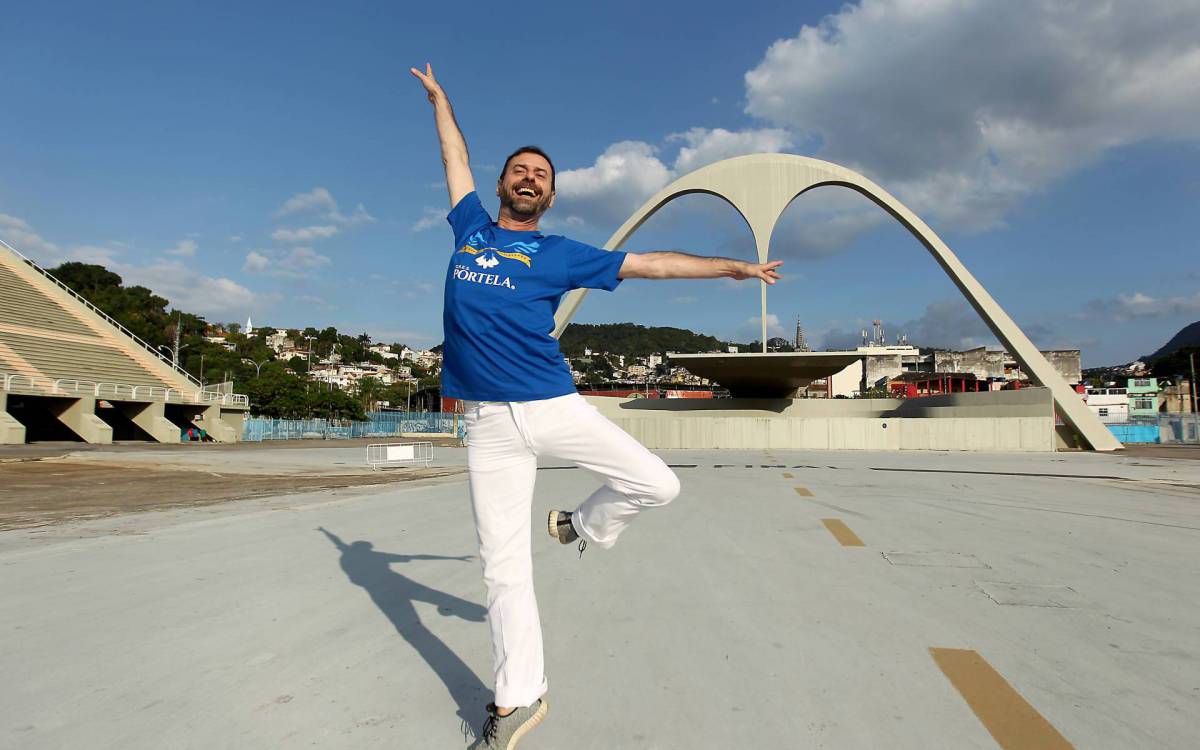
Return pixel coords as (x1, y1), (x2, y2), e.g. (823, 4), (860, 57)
(782, 472), (794, 479)
(930, 648), (1074, 750)
(821, 518), (864, 547)
(793, 486), (812, 496)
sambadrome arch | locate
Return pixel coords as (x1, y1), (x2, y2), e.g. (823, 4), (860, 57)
(551, 154), (1121, 452)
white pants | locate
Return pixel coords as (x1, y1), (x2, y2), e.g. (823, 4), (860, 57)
(463, 393), (680, 707)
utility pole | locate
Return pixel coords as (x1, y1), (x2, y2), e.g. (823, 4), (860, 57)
(1190, 352), (1197, 414)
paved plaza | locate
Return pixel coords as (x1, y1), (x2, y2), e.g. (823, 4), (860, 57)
(2, 444), (1198, 749)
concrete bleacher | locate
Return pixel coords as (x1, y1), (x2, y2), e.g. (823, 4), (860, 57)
(0, 240), (247, 445)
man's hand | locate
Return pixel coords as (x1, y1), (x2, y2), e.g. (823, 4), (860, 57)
(731, 260), (784, 285)
(410, 62), (474, 208)
(409, 63), (444, 105)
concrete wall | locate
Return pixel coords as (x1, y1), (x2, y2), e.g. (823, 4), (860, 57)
(0, 392), (27, 445)
(191, 405), (243, 443)
(930, 347), (1080, 384)
(585, 387), (1056, 452)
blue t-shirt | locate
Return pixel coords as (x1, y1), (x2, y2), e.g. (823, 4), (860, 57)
(441, 192), (627, 402)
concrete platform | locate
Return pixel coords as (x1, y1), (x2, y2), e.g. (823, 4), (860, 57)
(2, 446), (1198, 748)
(669, 352), (863, 397)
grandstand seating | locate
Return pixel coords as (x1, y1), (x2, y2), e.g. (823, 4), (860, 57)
(0, 240), (247, 444)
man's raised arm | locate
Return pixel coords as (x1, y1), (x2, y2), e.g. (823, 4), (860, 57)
(410, 63), (475, 208)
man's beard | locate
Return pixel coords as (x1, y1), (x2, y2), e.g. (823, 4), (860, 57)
(500, 183), (552, 218)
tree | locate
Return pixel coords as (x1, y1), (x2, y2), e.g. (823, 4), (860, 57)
(356, 376), (383, 411)
(242, 369), (311, 418)
(50, 262), (175, 347)
(1151, 346), (1200, 381)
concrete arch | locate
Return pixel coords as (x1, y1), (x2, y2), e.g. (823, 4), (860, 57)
(551, 153), (1120, 451)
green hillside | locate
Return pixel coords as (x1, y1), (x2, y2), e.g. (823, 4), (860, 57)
(559, 323), (726, 357)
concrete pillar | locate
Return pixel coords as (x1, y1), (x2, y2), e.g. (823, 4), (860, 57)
(118, 400), (179, 443)
(0, 392), (27, 445)
(49, 396), (112, 444)
(219, 409), (245, 442)
(194, 405), (239, 443)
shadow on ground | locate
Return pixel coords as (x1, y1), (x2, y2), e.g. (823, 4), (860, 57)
(318, 527), (488, 735)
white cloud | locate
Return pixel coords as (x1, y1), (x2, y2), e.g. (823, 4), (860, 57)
(229, 234), (244, 243)
(1, 213), (125, 266)
(555, 141), (673, 228)
(329, 202), (375, 226)
(243, 251), (270, 273)
(412, 206), (445, 232)
(66, 244), (123, 266)
(817, 300), (995, 351)
(282, 247), (330, 271)
(275, 187), (375, 227)
(1090, 291), (1200, 320)
(164, 239), (197, 257)
(553, 128), (796, 231)
(119, 260), (259, 318)
(271, 225), (338, 243)
(735, 312), (787, 343)
(744, 0), (1200, 230)
(297, 294), (334, 310)
(0, 212), (61, 258)
(243, 247), (331, 278)
(275, 187), (337, 217)
(669, 127), (793, 174)
(2, 213), (262, 318)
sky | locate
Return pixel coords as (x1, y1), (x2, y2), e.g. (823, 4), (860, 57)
(2, 0), (1198, 367)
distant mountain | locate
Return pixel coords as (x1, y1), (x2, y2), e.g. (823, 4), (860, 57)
(1146, 321), (1200, 361)
(559, 323), (726, 357)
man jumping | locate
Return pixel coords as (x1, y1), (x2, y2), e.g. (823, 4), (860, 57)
(411, 63), (782, 749)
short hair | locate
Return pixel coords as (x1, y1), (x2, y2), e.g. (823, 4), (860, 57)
(501, 146), (556, 190)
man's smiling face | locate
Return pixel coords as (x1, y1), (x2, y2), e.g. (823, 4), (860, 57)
(497, 151), (555, 219)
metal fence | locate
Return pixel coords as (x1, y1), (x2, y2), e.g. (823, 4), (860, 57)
(1158, 412), (1200, 444)
(1104, 413), (1200, 445)
(242, 411), (463, 442)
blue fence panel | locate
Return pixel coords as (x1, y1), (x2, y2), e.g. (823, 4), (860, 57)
(243, 412), (464, 441)
(1105, 423), (1160, 444)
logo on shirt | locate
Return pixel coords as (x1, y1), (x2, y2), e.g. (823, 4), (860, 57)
(503, 240), (541, 255)
(456, 232), (537, 268)
(453, 264), (516, 290)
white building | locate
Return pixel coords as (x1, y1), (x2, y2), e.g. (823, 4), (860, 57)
(1085, 387), (1129, 423)
(203, 333), (236, 351)
(369, 344), (399, 360)
(310, 363), (398, 391)
(265, 331), (292, 353)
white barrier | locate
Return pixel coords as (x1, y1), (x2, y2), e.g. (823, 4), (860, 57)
(367, 442), (434, 470)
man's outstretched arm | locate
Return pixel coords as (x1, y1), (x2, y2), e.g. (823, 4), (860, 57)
(619, 251), (783, 284)
(410, 63), (475, 208)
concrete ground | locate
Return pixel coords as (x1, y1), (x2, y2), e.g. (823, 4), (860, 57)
(1, 445), (1198, 749)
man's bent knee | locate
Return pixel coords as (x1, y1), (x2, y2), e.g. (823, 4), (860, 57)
(645, 468), (680, 507)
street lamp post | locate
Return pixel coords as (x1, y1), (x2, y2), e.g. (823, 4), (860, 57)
(241, 358), (268, 378)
